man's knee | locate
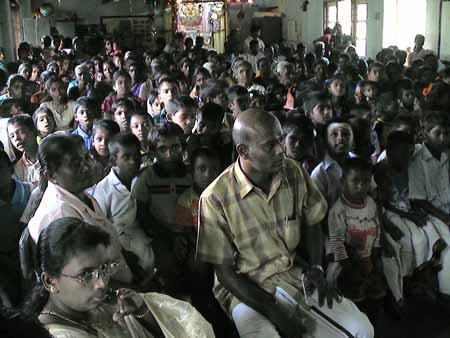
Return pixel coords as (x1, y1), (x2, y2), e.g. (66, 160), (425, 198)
(232, 303), (281, 338)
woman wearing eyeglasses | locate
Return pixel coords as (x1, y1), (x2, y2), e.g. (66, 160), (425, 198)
(23, 217), (215, 338)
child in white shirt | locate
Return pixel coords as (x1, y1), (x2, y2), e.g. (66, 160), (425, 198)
(91, 133), (154, 278)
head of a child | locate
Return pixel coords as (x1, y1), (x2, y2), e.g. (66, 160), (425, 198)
(18, 63), (32, 81)
(234, 61), (252, 87)
(74, 96), (97, 133)
(109, 133), (141, 181)
(341, 158), (372, 205)
(113, 70), (131, 98)
(195, 102), (224, 136)
(166, 96), (197, 134)
(92, 119), (120, 158)
(0, 150), (13, 188)
(360, 80), (378, 101)
(328, 75), (346, 98)
(304, 91), (333, 128)
(148, 122), (184, 172)
(7, 75), (26, 99)
(396, 79), (415, 109)
(32, 107), (56, 138)
(0, 98), (27, 118)
(191, 147), (220, 192)
(313, 59), (328, 82)
(112, 98), (134, 132)
(423, 111), (450, 154)
(324, 118), (354, 158)
(282, 116), (315, 161)
(130, 110), (152, 148)
(228, 85), (250, 119)
(386, 130), (414, 171)
(368, 62), (384, 82)
(158, 77), (179, 108)
(7, 114), (38, 154)
(74, 63), (92, 89)
(199, 79), (229, 110)
(46, 78), (67, 103)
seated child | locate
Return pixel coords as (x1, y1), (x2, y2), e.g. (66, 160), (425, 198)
(89, 119), (120, 185)
(91, 133), (155, 277)
(0, 75), (26, 103)
(328, 158), (386, 303)
(146, 91), (162, 122)
(328, 74), (352, 117)
(32, 106), (56, 144)
(7, 114), (40, 185)
(39, 78), (76, 130)
(303, 91), (334, 160)
(130, 110), (153, 168)
(133, 122), (191, 291)
(227, 85), (249, 120)
(166, 96), (197, 135)
(156, 77), (180, 124)
(356, 80), (378, 105)
(101, 70), (132, 116)
(282, 116), (317, 173)
(396, 79), (422, 118)
(188, 102), (233, 168)
(0, 150), (33, 306)
(112, 97), (134, 132)
(311, 117), (354, 206)
(71, 96), (97, 150)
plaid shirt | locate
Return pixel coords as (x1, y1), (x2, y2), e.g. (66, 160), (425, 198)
(197, 157), (327, 313)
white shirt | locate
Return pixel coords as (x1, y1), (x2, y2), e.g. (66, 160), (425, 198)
(241, 51), (265, 73)
(408, 143), (450, 213)
(39, 101), (76, 130)
(311, 154), (344, 207)
(90, 169), (138, 233)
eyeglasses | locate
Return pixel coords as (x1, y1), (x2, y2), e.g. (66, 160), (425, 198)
(60, 262), (120, 285)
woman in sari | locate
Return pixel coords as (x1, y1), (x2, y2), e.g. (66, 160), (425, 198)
(24, 217), (215, 338)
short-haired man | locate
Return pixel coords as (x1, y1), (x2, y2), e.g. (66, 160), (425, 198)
(197, 109), (374, 338)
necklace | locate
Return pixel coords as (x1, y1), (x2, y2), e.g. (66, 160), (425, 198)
(40, 310), (98, 335)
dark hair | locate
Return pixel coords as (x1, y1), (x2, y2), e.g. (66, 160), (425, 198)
(369, 61), (384, 72)
(22, 218), (111, 318)
(112, 97), (136, 114)
(108, 132), (141, 163)
(386, 130), (414, 152)
(7, 74), (26, 88)
(282, 116), (315, 144)
(198, 102), (225, 124)
(7, 114), (37, 134)
(341, 157), (372, 178)
(191, 146), (220, 169)
(92, 119), (121, 136)
(228, 85), (248, 101)
(0, 306), (52, 338)
(38, 135), (82, 189)
(422, 111), (449, 132)
(322, 116), (351, 139)
(395, 78), (414, 98)
(178, 96), (197, 111)
(112, 69), (131, 83)
(148, 122), (184, 152)
(74, 96), (99, 116)
(199, 79), (227, 103)
(157, 76), (178, 92)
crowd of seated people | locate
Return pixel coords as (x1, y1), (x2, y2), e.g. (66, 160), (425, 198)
(0, 27), (450, 338)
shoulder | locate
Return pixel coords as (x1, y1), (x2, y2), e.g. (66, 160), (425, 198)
(201, 163), (236, 201)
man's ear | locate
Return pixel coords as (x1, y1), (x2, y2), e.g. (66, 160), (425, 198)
(236, 143), (249, 159)
(166, 113), (173, 122)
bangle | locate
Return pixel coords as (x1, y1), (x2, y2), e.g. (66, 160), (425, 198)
(311, 264), (324, 274)
(134, 305), (149, 319)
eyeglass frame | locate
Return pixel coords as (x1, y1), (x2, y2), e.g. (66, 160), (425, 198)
(59, 262), (120, 285)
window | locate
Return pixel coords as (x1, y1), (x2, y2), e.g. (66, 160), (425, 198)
(383, 0), (427, 50)
(324, 0), (368, 57)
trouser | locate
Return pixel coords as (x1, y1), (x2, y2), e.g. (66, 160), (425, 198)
(231, 287), (374, 338)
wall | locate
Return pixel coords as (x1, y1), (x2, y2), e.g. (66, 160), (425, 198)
(440, 1), (450, 60)
(367, 0), (383, 59)
(0, 1), (15, 62)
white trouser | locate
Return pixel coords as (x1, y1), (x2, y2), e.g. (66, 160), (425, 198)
(232, 287), (374, 338)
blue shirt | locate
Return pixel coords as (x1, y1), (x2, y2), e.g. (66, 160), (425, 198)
(72, 126), (92, 150)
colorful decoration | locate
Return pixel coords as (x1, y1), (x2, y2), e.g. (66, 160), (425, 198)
(178, 3), (203, 27)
